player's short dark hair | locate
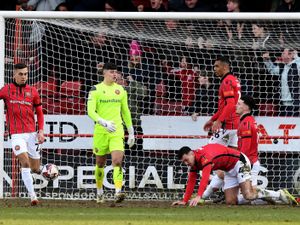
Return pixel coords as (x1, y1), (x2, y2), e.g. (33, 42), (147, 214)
(215, 56), (230, 66)
(177, 146), (192, 160)
(14, 63), (27, 70)
(103, 62), (117, 71)
(241, 95), (257, 112)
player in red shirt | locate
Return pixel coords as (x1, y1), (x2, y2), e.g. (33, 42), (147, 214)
(0, 63), (45, 206)
(236, 96), (259, 187)
(201, 57), (241, 201)
(172, 144), (258, 206)
(172, 144), (297, 206)
(236, 95), (297, 205)
(203, 56), (241, 145)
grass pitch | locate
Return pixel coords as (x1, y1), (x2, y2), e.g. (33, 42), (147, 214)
(0, 199), (299, 225)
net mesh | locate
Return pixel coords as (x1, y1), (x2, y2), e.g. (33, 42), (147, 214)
(3, 17), (300, 200)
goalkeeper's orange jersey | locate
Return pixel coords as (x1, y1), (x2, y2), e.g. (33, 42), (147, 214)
(211, 73), (241, 130)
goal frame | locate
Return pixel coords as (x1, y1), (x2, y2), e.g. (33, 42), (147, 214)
(1, 11), (300, 199)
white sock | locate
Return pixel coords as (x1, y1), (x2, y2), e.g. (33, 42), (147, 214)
(21, 168), (35, 198)
(257, 189), (280, 200)
(97, 188), (103, 196)
(251, 199), (268, 205)
(202, 175), (224, 199)
(238, 194), (250, 205)
(202, 185), (213, 199)
(115, 188), (121, 194)
(210, 175), (224, 189)
(264, 190), (280, 200)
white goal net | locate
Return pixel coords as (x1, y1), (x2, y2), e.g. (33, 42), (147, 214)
(1, 12), (300, 200)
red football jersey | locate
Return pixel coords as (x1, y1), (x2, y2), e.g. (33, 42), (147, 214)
(237, 113), (258, 164)
(183, 144), (241, 202)
(211, 73), (241, 130)
(0, 83), (43, 134)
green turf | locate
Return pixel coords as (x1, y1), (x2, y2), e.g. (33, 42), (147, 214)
(0, 206), (299, 225)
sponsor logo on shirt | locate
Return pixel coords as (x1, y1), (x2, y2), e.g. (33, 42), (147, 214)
(99, 99), (121, 103)
(9, 100), (32, 106)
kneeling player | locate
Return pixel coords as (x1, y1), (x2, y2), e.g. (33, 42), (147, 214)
(172, 144), (296, 206)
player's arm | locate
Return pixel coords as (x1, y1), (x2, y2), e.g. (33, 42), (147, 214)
(189, 164), (212, 206)
(0, 86), (7, 100)
(33, 88), (45, 143)
(197, 164), (212, 198)
(239, 121), (252, 154)
(262, 52), (279, 75)
(121, 90), (133, 129)
(87, 86), (101, 122)
(121, 90), (135, 148)
(182, 170), (198, 204)
(87, 86), (116, 132)
(210, 109), (221, 122)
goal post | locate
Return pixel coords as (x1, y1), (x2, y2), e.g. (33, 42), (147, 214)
(0, 16), (5, 199)
(1, 12), (300, 201)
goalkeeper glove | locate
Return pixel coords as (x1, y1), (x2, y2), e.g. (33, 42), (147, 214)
(98, 118), (116, 133)
(127, 126), (135, 148)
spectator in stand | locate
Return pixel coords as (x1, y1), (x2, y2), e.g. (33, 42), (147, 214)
(122, 40), (159, 114)
(55, 2), (69, 10)
(251, 23), (281, 50)
(160, 57), (182, 102)
(103, 0), (137, 11)
(26, 0), (65, 11)
(276, 0), (300, 12)
(263, 48), (300, 116)
(226, 0), (240, 12)
(177, 0), (212, 12)
(115, 71), (147, 152)
(184, 70), (216, 118)
(171, 56), (197, 106)
(147, 0), (167, 11)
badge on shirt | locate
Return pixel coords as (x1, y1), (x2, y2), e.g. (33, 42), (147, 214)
(115, 89), (120, 95)
(25, 92), (31, 97)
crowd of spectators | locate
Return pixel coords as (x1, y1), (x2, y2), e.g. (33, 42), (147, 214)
(1, 0), (300, 12)
(2, 0), (300, 119)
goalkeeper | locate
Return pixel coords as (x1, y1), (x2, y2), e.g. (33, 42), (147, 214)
(87, 62), (135, 203)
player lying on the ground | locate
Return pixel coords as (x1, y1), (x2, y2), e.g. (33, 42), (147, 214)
(172, 144), (297, 206)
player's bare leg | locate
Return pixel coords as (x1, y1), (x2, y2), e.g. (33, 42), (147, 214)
(111, 150), (125, 203)
(95, 154), (106, 203)
(224, 186), (239, 205)
(17, 152), (38, 205)
(240, 179), (258, 201)
(29, 158), (41, 174)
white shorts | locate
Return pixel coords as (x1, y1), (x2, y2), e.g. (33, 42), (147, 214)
(223, 153), (251, 190)
(251, 160), (260, 186)
(11, 132), (41, 159)
(208, 129), (238, 148)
